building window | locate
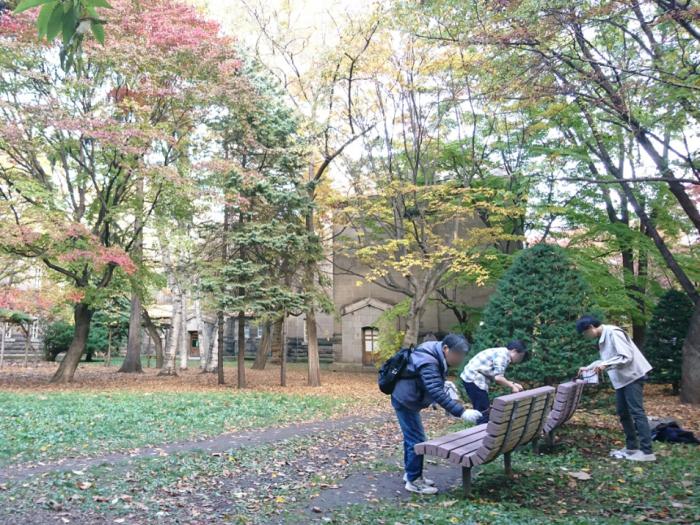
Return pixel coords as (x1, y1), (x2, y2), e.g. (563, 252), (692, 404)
(362, 327), (379, 366)
(3, 324), (14, 341)
(30, 320), (40, 341)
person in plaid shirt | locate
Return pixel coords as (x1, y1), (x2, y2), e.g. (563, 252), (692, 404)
(460, 340), (529, 424)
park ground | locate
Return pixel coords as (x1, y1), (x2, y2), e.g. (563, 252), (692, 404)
(0, 362), (699, 525)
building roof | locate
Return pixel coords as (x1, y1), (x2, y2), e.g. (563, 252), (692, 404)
(340, 297), (394, 317)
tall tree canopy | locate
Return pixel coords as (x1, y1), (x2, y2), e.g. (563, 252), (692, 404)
(0, 0), (250, 382)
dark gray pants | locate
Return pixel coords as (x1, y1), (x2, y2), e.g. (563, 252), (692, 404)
(616, 378), (652, 454)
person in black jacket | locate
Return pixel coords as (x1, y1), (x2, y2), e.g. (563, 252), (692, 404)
(391, 334), (481, 494)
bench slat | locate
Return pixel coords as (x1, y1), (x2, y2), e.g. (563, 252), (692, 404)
(447, 441), (485, 464)
(433, 429), (489, 458)
(490, 386), (555, 412)
(488, 395), (550, 422)
(416, 424), (487, 451)
(486, 403), (550, 436)
(543, 381), (585, 434)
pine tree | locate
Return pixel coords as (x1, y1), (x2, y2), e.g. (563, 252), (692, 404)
(474, 244), (599, 384)
(644, 290), (693, 394)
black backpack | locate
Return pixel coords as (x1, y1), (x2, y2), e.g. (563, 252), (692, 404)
(378, 346), (417, 395)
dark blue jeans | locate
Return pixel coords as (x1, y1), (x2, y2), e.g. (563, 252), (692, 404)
(391, 397), (426, 482)
(462, 380), (490, 424)
(616, 377), (653, 454)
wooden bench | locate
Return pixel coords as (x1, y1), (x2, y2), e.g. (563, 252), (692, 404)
(415, 386), (555, 497)
(536, 380), (586, 451)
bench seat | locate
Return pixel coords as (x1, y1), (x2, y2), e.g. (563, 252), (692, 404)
(415, 386), (555, 497)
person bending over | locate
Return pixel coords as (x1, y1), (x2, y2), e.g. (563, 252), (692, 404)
(460, 340), (529, 424)
(391, 334), (481, 495)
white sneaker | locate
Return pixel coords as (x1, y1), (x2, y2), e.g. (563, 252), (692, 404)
(405, 478), (438, 495)
(403, 474), (435, 486)
(609, 447), (638, 459)
(625, 450), (656, 462)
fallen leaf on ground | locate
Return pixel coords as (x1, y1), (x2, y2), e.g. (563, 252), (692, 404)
(568, 471), (592, 480)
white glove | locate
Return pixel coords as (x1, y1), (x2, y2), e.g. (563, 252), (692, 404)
(461, 409), (482, 424)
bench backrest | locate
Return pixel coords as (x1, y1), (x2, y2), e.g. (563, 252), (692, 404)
(477, 386), (555, 464)
(543, 380), (585, 434)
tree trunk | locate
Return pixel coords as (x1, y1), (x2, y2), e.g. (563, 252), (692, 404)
(216, 190), (229, 385)
(237, 311), (246, 388)
(159, 292), (182, 376)
(206, 318), (219, 373)
(119, 173), (144, 373)
(217, 310), (225, 385)
(680, 301), (700, 405)
(403, 292), (429, 347)
(0, 322), (5, 369)
(633, 224), (649, 347)
(50, 303), (94, 383)
(306, 309), (321, 387)
(196, 299), (210, 371)
(252, 321), (270, 370)
(199, 321), (214, 372)
(270, 317), (283, 365)
(280, 314), (287, 387)
(22, 326), (29, 367)
(104, 328), (112, 367)
(143, 309), (163, 369)
(304, 201), (322, 387)
(403, 313), (420, 347)
(119, 292), (144, 373)
(178, 292), (189, 370)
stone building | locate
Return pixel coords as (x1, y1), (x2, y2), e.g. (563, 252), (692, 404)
(142, 222), (494, 369)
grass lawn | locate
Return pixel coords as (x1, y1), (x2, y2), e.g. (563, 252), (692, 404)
(1, 367), (698, 524)
(1, 422), (698, 525)
(326, 429), (700, 524)
(0, 390), (347, 467)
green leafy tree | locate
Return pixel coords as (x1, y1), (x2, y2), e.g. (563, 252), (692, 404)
(474, 244), (599, 384)
(0, 0), (248, 382)
(197, 58), (313, 387)
(12, 0), (112, 72)
(44, 306), (128, 361)
(645, 290), (694, 394)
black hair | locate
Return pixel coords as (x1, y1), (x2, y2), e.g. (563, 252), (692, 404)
(442, 333), (470, 354)
(576, 315), (602, 334)
(506, 339), (529, 362)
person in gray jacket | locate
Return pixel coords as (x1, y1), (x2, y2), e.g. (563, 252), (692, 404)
(576, 315), (655, 462)
(391, 334), (482, 494)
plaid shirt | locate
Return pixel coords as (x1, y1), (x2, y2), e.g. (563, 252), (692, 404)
(460, 347), (511, 392)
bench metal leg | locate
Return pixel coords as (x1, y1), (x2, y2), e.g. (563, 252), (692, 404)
(504, 452), (513, 477)
(461, 466), (472, 498)
(546, 430), (555, 449)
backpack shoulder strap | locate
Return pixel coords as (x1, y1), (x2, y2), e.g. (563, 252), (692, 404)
(611, 327), (637, 348)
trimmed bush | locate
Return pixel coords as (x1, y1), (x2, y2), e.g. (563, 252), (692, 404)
(474, 244), (599, 384)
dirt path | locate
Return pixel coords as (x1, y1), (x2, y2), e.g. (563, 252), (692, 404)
(0, 413), (393, 484)
(149, 412), (460, 525)
(0, 409), (462, 525)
